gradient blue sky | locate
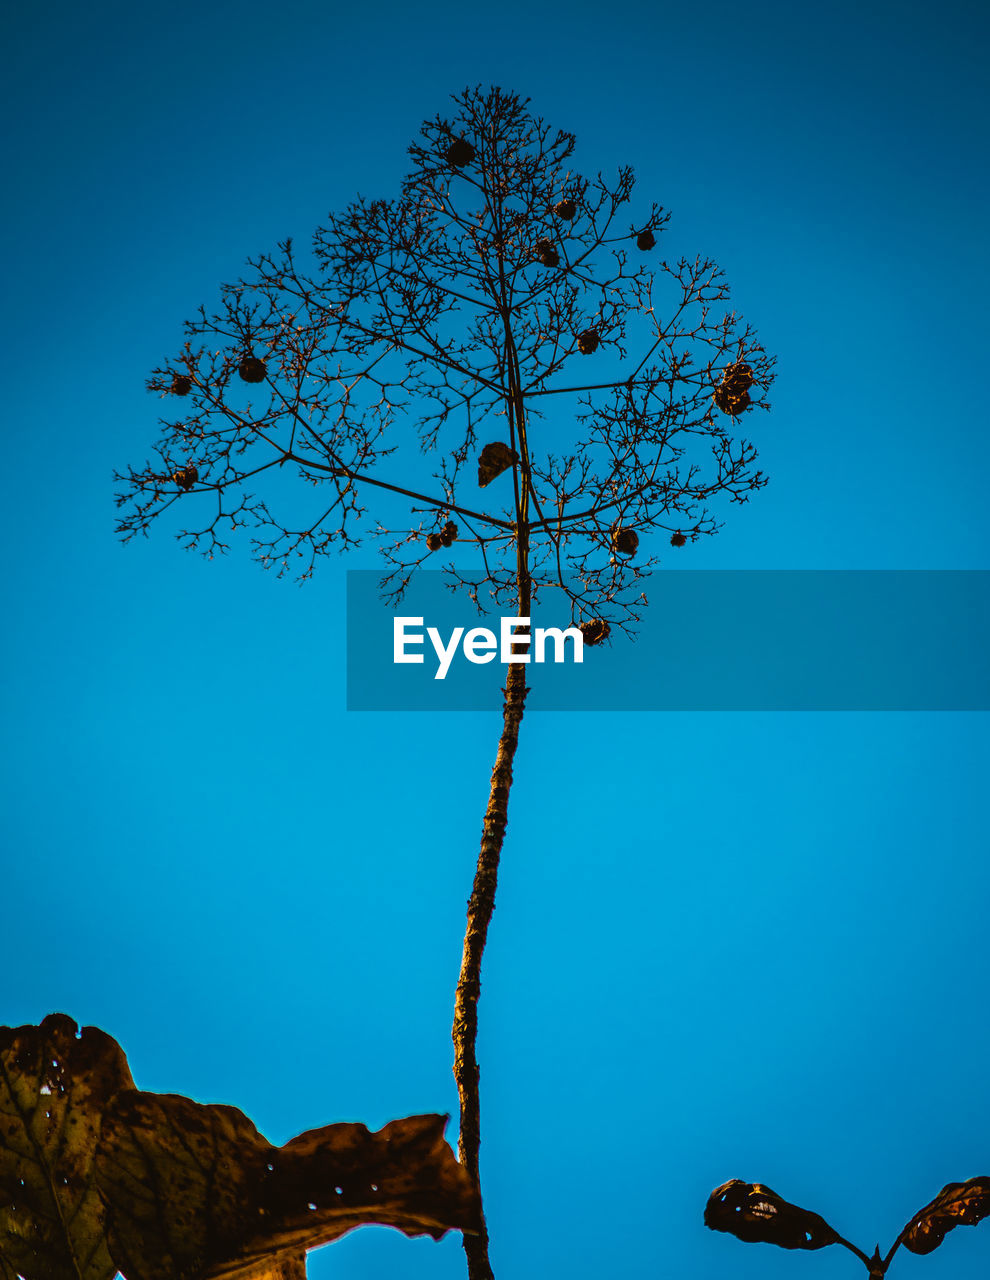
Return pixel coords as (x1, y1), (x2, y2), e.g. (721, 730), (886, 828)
(4, 2), (989, 1278)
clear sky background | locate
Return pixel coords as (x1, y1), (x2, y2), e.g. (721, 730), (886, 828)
(3, 2), (989, 1278)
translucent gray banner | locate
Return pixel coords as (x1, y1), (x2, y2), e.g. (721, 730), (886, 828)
(346, 571), (990, 711)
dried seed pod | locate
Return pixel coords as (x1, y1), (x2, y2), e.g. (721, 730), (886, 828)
(425, 533), (444, 552)
(713, 361), (754, 415)
(533, 238), (559, 268)
(723, 361), (755, 393)
(446, 138), (475, 167)
(440, 520), (459, 547)
(170, 374), (192, 396)
(670, 531), (687, 548)
(554, 198), (577, 220)
(579, 618), (611, 647)
(477, 441), (519, 487)
(612, 527), (639, 557)
(902, 1178), (990, 1255)
(636, 229), (656, 251)
(705, 1180), (839, 1252)
(238, 355), (267, 384)
(713, 386), (751, 416)
(577, 329), (600, 355)
(172, 465), (198, 491)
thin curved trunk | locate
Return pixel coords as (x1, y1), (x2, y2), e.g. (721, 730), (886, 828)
(453, 317), (532, 1280)
(453, 659), (528, 1280)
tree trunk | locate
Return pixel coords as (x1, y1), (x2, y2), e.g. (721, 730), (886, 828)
(452, 659), (529, 1280)
(453, 307), (532, 1280)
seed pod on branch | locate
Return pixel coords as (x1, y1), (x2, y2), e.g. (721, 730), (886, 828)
(579, 618), (611, 646)
(477, 442), (518, 487)
(713, 361), (755, 416)
(611, 527), (639, 557)
(713, 387), (751, 416)
(238, 355), (267, 384)
(704, 1180), (840, 1251)
(446, 137), (475, 167)
(723, 361), (755, 394)
(533, 238), (559, 268)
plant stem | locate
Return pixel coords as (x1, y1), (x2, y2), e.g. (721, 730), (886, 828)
(453, 283), (534, 1280)
(452, 660), (529, 1280)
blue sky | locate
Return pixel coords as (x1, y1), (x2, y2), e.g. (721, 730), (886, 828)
(3, 1), (989, 1278)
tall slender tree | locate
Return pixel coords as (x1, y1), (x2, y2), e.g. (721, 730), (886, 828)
(116, 85), (773, 1278)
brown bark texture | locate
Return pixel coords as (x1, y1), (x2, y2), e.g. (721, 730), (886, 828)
(452, 661), (529, 1280)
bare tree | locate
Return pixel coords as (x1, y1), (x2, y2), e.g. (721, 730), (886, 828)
(116, 85), (773, 1279)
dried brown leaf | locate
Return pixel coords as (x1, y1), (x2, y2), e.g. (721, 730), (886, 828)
(94, 1090), (481, 1280)
(901, 1177), (990, 1255)
(477, 442), (518, 487)
(0, 1012), (134, 1280)
(704, 1179), (839, 1251)
(211, 1256), (305, 1280)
